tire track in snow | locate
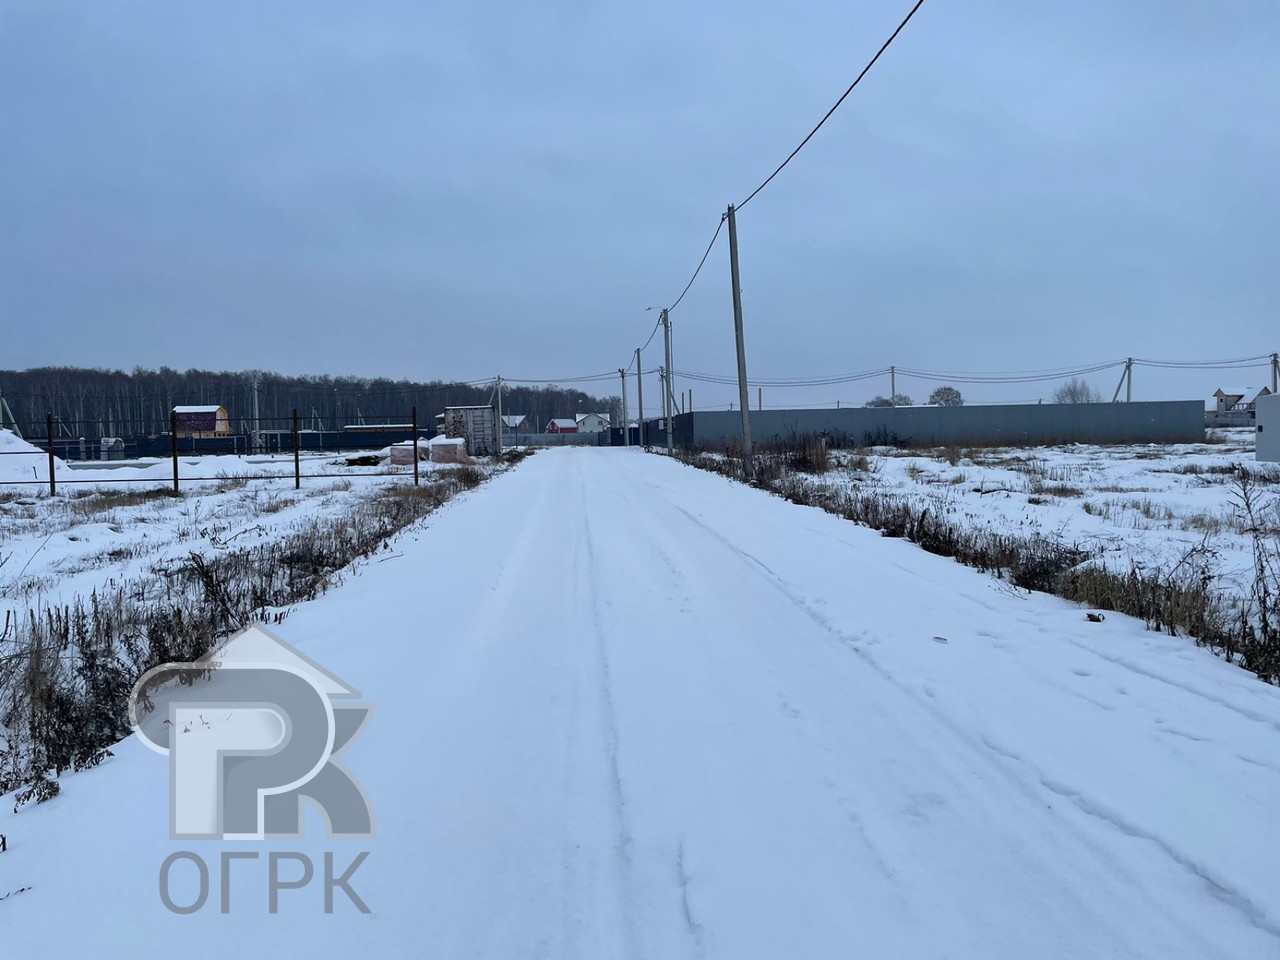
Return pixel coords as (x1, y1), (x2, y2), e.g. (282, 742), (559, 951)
(630, 456), (1270, 957)
(571, 454), (640, 960)
(595, 456), (1110, 953)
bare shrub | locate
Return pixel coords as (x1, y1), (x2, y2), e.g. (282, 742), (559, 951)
(500, 448), (536, 466)
(677, 445), (1280, 686)
(1232, 469), (1280, 681)
(0, 473), (492, 804)
(1058, 544), (1228, 650)
(1053, 377), (1102, 403)
(845, 452), (872, 473)
(1031, 482), (1085, 498)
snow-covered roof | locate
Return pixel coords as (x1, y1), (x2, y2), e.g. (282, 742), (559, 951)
(426, 435), (465, 446)
(173, 404), (223, 414)
(1213, 387), (1269, 401)
(549, 418), (577, 429)
(575, 412), (610, 423)
(501, 414), (527, 427)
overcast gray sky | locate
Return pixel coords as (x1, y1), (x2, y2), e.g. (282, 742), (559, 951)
(2, 0), (1277, 408)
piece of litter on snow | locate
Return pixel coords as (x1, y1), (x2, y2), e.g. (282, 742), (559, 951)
(1086, 612), (1106, 623)
(932, 636), (949, 644)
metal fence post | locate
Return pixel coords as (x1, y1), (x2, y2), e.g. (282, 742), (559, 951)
(412, 406), (420, 487)
(46, 413), (56, 496)
(292, 409), (301, 490)
(169, 410), (179, 494)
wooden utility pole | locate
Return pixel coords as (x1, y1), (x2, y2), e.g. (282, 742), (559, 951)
(726, 204), (753, 471)
(890, 365), (896, 404)
(661, 308), (674, 455)
(0, 393), (22, 438)
(1111, 358), (1135, 404)
(495, 376), (504, 455)
(1272, 353), (1278, 395)
(619, 368), (629, 446)
(659, 367), (669, 448)
(635, 347), (646, 448)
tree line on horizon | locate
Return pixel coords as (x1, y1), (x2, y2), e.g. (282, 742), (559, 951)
(0, 366), (621, 438)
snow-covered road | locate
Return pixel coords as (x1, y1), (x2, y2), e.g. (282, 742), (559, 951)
(4, 448), (1279, 958)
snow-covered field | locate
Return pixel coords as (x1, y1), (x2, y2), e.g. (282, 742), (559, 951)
(807, 429), (1277, 601)
(0, 429), (478, 630)
(1, 446), (1278, 958)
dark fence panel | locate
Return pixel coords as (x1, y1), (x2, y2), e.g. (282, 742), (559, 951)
(675, 400), (1205, 449)
(1, 413), (450, 492)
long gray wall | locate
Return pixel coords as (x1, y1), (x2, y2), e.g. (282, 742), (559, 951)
(662, 401), (1204, 449)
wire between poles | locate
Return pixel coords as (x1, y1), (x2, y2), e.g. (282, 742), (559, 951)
(736, 0), (928, 211)
(667, 215), (727, 314)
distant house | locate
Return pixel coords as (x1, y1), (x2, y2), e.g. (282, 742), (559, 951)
(546, 418), (578, 434)
(501, 414), (530, 434)
(172, 405), (230, 438)
(575, 412), (611, 434)
(1213, 387), (1273, 415)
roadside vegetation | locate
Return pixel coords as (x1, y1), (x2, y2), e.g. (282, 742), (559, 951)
(677, 437), (1280, 686)
(0, 464), (493, 807)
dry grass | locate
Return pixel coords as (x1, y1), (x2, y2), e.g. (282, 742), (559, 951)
(678, 444), (1280, 688)
(0, 469), (495, 805)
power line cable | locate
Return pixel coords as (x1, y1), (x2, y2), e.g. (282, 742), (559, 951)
(895, 361), (1126, 384)
(638, 319), (662, 353)
(632, 0), (928, 325)
(897, 359), (1126, 378)
(667, 215), (726, 314)
(501, 371), (620, 384)
(1133, 355), (1272, 369)
(675, 367), (889, 387)
(736, 0), (928, 211)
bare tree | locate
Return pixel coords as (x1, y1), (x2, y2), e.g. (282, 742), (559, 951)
(1053, 377), (1102, 403)
(865, 393), (913, 408)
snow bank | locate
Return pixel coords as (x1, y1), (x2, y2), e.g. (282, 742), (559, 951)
(0, 428), (69, 484)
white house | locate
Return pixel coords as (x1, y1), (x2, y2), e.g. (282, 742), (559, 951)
(1213, 387), (1273, 415)
(574, 412), (611, 434)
